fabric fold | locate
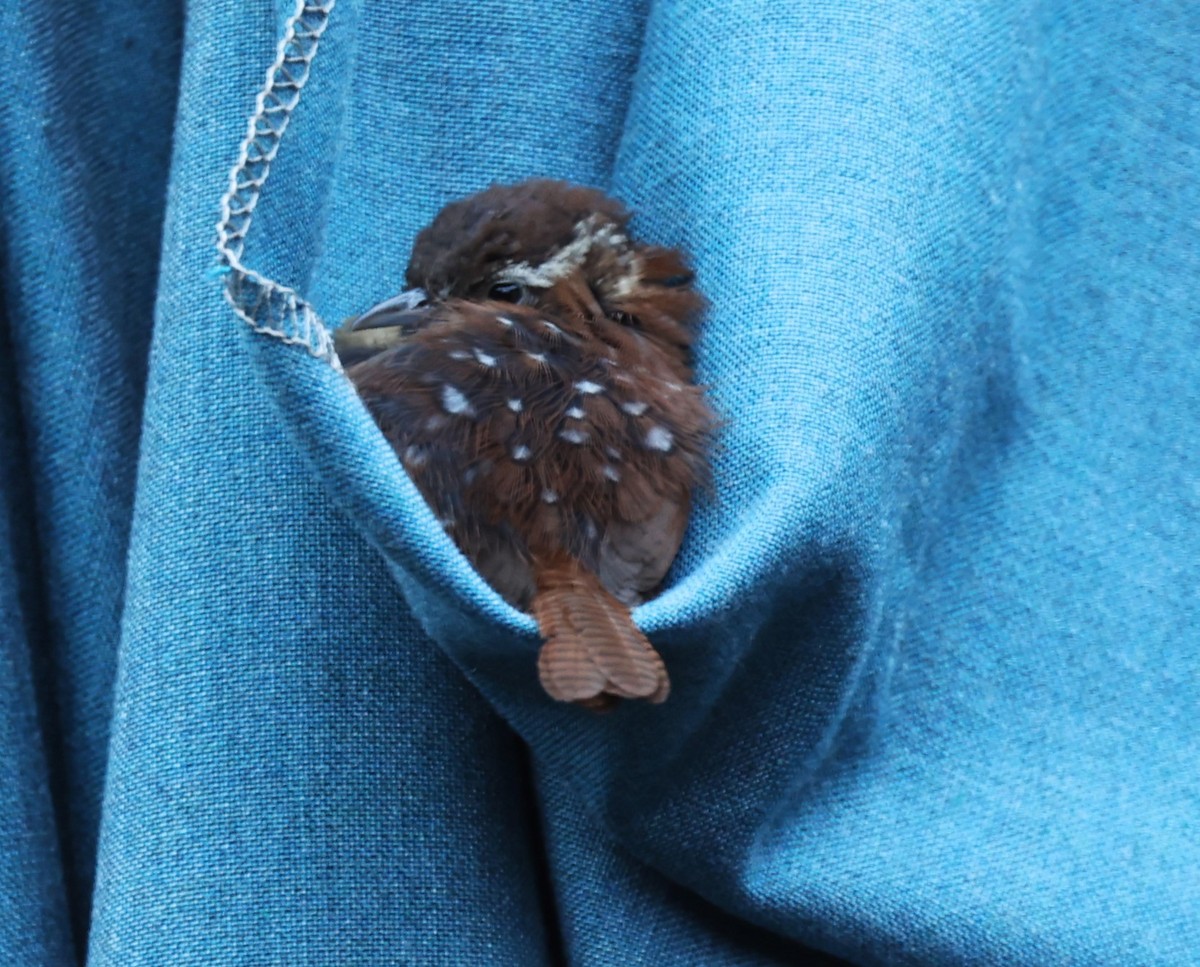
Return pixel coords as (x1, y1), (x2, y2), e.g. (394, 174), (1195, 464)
(0, 0), (1194, 964)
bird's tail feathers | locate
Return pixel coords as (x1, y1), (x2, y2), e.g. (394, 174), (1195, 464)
(532, 559), (669, 708)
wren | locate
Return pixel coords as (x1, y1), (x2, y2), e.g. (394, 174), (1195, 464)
(336, 179), (713, 708)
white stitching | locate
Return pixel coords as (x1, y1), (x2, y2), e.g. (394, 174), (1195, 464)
(215, 0), (341, 370)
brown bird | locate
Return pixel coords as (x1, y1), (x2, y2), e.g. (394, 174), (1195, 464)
(336, 179), (712, 708)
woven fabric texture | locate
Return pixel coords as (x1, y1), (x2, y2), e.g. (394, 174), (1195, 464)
(1, 0), (1197, 964)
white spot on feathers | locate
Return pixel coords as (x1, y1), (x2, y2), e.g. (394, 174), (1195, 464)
(440, 384), (474, 416)
(645, 425), (673, 452)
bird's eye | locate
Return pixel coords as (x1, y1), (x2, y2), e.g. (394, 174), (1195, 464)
(658, 273), (694, 288)
(488, 281), (524, 302)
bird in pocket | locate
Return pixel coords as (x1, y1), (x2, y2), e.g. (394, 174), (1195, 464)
(336, 179), (713, 709)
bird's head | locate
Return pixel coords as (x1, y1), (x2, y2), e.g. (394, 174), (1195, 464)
(344, 179), (703, 355)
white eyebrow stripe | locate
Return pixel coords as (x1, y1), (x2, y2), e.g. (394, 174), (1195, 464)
(493, 215), (639, 289)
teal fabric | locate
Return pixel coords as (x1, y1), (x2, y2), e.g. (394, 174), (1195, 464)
(2, 1), (1197, 964)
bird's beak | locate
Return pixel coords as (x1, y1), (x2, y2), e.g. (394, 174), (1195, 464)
(334, 288), (432, 368)
(349, 288), (431, 332)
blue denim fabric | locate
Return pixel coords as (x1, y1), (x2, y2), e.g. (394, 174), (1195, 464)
(0, 0), (181, 957)
(2, 0), (1198, 964)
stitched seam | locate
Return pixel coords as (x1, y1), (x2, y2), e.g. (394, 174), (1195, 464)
(214, 0), (341, 371)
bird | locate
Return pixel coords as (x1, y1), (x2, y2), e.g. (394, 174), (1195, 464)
(335, 179), (713, 708)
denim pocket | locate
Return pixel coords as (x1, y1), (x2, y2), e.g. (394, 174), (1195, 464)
(212, 0), (901, 859)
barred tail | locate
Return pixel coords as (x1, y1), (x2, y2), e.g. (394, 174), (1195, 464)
(531, 559), (670, 708)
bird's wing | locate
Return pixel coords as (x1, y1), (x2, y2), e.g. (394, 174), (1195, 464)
(595, 497), (690, 607)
